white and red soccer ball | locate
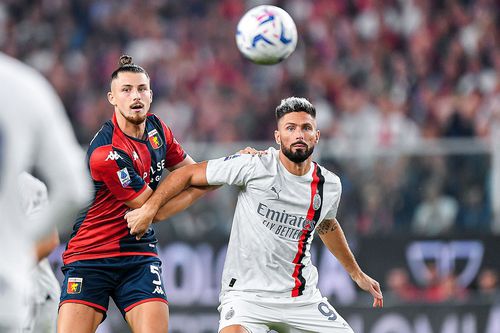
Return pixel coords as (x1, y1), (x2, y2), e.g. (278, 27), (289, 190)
(235, 5), (298, 65)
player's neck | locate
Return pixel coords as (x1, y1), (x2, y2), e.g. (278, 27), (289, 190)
(278, 151), (312, 176)
(115, 114), (146, 139)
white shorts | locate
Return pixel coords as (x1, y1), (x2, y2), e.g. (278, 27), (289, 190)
(218, 294), (354, 333)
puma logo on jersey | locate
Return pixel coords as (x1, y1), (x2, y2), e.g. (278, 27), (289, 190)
(105, 151), (122, 161)
(153, 286), (165, 295)
(270, 186), (281, 199)
(132, 151), (139, 160)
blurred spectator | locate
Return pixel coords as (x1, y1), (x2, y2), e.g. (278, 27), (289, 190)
(456, 185), (491, 233)
(412, 180), (459, 235)
(422, 263), (468, 303)
(477, 268), (499, 301)
(385, 268), (419, 304)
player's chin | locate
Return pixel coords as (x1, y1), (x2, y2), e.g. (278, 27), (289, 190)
(127, 113), (147, 125)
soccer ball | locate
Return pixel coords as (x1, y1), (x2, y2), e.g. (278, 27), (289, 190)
(235, 5), (298, 65)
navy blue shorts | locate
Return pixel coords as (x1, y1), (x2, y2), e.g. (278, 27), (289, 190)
(59, 256), (168, 317)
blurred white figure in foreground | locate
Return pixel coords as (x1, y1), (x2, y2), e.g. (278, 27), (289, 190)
(18, 172), (61, 333)
(0, 52), (91, 331)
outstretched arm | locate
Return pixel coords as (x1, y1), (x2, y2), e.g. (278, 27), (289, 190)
(125, 162), (209, 239)
(317, 218), (384, 308)
(153, 185), (216, 221)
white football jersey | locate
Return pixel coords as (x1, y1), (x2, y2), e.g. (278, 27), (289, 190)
(0, 53), (90, 328)
(18, 173), (61, 304)
(18, 173), (60, 333)
(206, 147), (341, 302)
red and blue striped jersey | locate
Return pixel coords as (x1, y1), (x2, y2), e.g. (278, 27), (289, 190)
(63, 113), (186, 265)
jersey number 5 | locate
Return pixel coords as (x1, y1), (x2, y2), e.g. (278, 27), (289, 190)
(150, 265), (162, 286)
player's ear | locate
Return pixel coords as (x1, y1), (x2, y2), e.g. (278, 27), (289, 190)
(274, 130), (281, 145)
(149, 89), (153, 103)
(315, 129), (320, 144)
(107, 91), (116, 106)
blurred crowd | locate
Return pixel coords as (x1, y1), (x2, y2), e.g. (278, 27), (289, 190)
(385, 265), (499, 305)
(1, 0), (499, 235)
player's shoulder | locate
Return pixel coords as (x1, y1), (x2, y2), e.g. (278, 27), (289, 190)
(146, 113), (163, 126)
(256, 147), (279, 167)
(89, 120), (114, 149)
(240, 147), (280, 178)
(1, 53), (46, 89)
(1, 53), (63, 117)
(315, 162), (341, 186)
(88, 122), (130, 168)
(146, 113), (172, 139)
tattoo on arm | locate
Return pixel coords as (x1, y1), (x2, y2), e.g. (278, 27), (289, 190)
(316, 219), (339, 235)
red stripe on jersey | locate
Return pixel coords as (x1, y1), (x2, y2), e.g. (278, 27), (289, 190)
(291, 163), (319, 297)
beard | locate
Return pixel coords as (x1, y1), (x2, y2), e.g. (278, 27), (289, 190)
(282, 143), (314, 163)
(120, 109), (147, 125)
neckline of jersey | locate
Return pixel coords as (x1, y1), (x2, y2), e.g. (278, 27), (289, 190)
(273, 148), (314, 181)
(112, 113), (149, 144)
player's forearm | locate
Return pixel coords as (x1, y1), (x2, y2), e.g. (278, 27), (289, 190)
(318, 219), (363, 279)
(153, 185), (218, 221)
(143, 167), (194, 215)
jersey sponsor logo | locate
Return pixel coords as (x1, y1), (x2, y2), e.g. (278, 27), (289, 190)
(148, 129), (163, 149)
(117, 167), (131, 187)
(67, 277), (83, 294)
(223, 154), (241, 161)
(313, 192), (322, 211)
(257, 202), (317, 240)
(105, 150), (122, 161)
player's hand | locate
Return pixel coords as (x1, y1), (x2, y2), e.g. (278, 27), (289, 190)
(352, 271), (383, 308)
(125, 207), (155, 240)
(237, 146), (267, 156)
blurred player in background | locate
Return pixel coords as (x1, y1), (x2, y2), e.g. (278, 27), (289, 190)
(18, 172), (61, 333)
(126, 97), (383, 333)
(57, 55), (214, 333)
(0, 52), (91, 332)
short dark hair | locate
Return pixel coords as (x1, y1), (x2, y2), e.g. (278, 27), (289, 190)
(275, 97), (316, 121)
(110, 55), (149, 81)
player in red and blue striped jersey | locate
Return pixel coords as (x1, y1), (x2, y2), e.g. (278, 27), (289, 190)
(58, 55), (207, 333)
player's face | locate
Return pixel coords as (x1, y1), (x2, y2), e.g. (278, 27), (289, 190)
(108, 72), (153, 125)
(275, 111), (320, 163)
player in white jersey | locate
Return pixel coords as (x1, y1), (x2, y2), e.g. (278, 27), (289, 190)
(18, 172), (61, 333)
(0, 52), (91, 331)
(125, 97), (383, 333)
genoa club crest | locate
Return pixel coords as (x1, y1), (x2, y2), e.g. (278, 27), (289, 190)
(148, 129), (163, 149)
(67, 277), (83, 294)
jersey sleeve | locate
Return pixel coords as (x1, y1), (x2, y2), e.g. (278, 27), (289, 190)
(206, 153), (257, 186)
(89, 146), (147, 202)
(324, 177), (342, 220)
(162, 123), (187, 168)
